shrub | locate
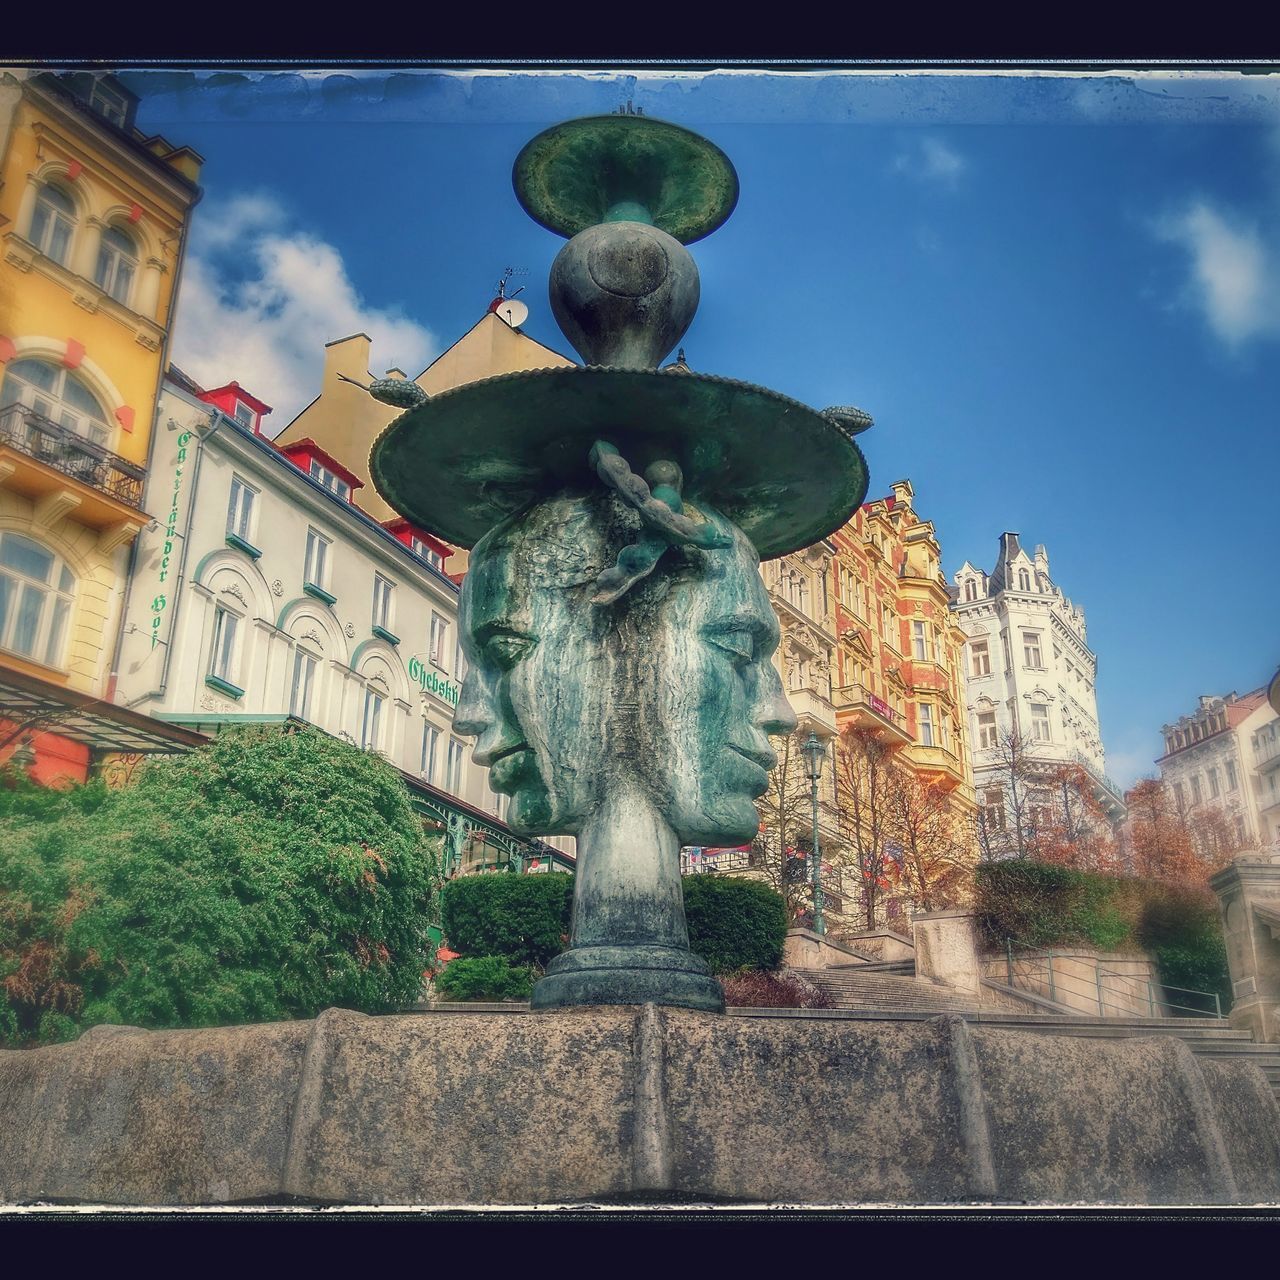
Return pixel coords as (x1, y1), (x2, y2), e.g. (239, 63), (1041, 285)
(440, 873), (572, 968)
(682, 875), (787, 975)
(434, 956), (533, 1002)
(719, 969), (833, 1009)
(0, 725), (441, 1045)
(974, 859), (1230, 1010)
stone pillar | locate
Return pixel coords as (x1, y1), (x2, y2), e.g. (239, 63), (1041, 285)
(137, 256), (166, 320)
(73, 215), (104, 282)
(912, 910), (981, 996)
(1211, 853), (1280, 1044)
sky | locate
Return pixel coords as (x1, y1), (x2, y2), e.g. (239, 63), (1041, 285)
(114, 67), (1280, 790)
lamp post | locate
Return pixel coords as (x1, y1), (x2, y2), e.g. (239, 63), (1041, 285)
(801, 731), (826, 936)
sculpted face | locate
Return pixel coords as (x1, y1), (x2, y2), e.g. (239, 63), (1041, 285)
(453, 493), (797, 842)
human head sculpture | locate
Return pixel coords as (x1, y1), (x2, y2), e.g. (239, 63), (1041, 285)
(454, 464), (798, 848)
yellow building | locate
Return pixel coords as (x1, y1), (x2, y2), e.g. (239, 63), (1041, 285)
(273, 312), (574, 572)
(0, 70), (202, 780)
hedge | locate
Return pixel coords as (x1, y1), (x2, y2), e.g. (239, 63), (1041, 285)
(0, 725), (441, 1046)
(439, 872), (788, 977)
(974, 860), (1230, 1010)
(434, 956), (533, 1002)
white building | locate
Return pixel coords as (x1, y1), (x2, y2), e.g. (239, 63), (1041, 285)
(1158, 688), (1280, 855)
(113, 367), (572, 874)
(951, 532), (1125, 835)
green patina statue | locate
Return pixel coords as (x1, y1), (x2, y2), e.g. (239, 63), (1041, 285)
(371, 112), (871, 1012)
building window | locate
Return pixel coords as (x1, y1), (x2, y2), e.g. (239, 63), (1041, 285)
(1030, 702), (1051, 742)
(964, 578), (977, 602)
(1226, 759), (1238, 791)
(0, 533), (74, 667)
(226, 476), (256, 542)
(971, 638), (990, 677)
(430, 612), (448, 669)
(360, 687), (384, 751)
(1190, 775), (1202, 805)
(1173, 780), (1185, 811)
(1208, 767), (1220, 798)
(1017, 568), (1031, 592)
(233, 402), (256, 430)
(209, 606), (239, 685)
(919, 703), (935, 747)
(93, 224), (137, 307)
(983, 788), (1006, 832)
(978, 711), (998, 750)
(882, 605), (897, 648)
(454, 634), (469, 684)
(304, 528), (331, 591)
(1, 358), (110, 446)
(372, 574), (394, 632)
(28, 183), (75, 266)
(1235, 816), (1247, 844)
(912, 620), (927, 661)
(1022, 631), (1043, 669)
(420, 722), (440, 783)
(410, 536), (444, 571)
(309, 458), (352, 501)
(289, 648), (317, 721)
(446, 737), (465, 793)
(89, 78), (129, 127)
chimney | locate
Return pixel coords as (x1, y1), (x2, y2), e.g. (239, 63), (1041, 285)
(1000, 532), (1021, 560)
(323, 333), (373, 387)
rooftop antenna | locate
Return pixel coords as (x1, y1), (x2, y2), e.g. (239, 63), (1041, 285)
(490, 266), (530, 328)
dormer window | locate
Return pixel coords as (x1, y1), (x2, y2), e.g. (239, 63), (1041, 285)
(89, 78), (129, 128)
(410, 535), (444, 571)
(233, 401), (256, 430)
(964, 578), (977, 601)
(309, 459), (351, 500)
(1017, 568), (1031, 592)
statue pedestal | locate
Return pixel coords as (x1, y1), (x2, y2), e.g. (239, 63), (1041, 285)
(4, 1005), (1277, 1206)
(532, 944), (723, 1012)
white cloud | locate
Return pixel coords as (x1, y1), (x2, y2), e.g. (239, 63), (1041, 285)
(893, 135), (967, 186)
(1156, 201), (1278, 346)
(171, 195), (439, 431)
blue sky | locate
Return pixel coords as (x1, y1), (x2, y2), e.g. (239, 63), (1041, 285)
(119, 68), (1280, 789)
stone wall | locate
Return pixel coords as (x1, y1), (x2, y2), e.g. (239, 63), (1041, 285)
(2, 1006), (1277, 1206)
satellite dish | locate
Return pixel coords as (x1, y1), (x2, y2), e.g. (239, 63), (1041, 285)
(496, 298), (529, 329)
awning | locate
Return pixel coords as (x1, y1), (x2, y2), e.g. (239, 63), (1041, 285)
(0, 665), (207, 755)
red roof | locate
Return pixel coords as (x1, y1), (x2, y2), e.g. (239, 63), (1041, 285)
(1227, 688), (1269, 727)
(199, 381), (274, 416)
(276, 439), (364, 492)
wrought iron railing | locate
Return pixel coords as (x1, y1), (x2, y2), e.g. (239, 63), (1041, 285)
(997, 937), (1223, 1019)
(834, 682), (911, 733)
(1070, 751), (1127, 808)
(0, 402), (145, 510)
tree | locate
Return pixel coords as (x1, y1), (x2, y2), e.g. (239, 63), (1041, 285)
(972, 727), (1038, 860)
(832, 724), (904, 930)
(754, 729), (825, 922)
(890, 772), (976, 914)
(0, 724), (442, 1045)
(1029, 764), (1121, 875)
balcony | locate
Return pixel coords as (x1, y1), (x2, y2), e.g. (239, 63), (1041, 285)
(833, 683), (913, 746)
(1256, 736), (1280, 770)
(907, 740), (965, 788)
(1070, 750), (1127, 815)
(0, 403), (147, 532)
(787, 685), (837, 738)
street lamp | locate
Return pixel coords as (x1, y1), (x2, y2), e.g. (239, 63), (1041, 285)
(801, 731), (826, 936)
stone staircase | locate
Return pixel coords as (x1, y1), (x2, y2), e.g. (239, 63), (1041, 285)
(783, 964), (1280, 1102)
(791, 965), (986, 1014)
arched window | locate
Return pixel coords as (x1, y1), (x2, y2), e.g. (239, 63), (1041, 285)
(0, 533), (75, 667)
(964, 578), (977, 601)
(0, 358), (111, 446)
(28, 184), (76, 267)
(1017, 568), (1031, 592)
(94, 224), (138, 306)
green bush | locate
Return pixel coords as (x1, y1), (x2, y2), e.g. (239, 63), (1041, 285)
(682, 875), (787, 975)
(434, 956), (533, 1002)
(439, 870), (787, 977)
(0, 725), (441, 1045)
(974, 860), (1230, 1010)
(440, 873), (572, 968)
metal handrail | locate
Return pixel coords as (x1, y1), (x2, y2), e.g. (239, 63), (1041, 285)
(0, 401), (145, 509)
(999, 936), (1223, 1019)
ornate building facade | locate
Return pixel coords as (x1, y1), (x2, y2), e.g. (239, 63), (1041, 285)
(951, 532), (1126, 852)
(0, 70), (203, 781)
(1158, 688), (1280, 856)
